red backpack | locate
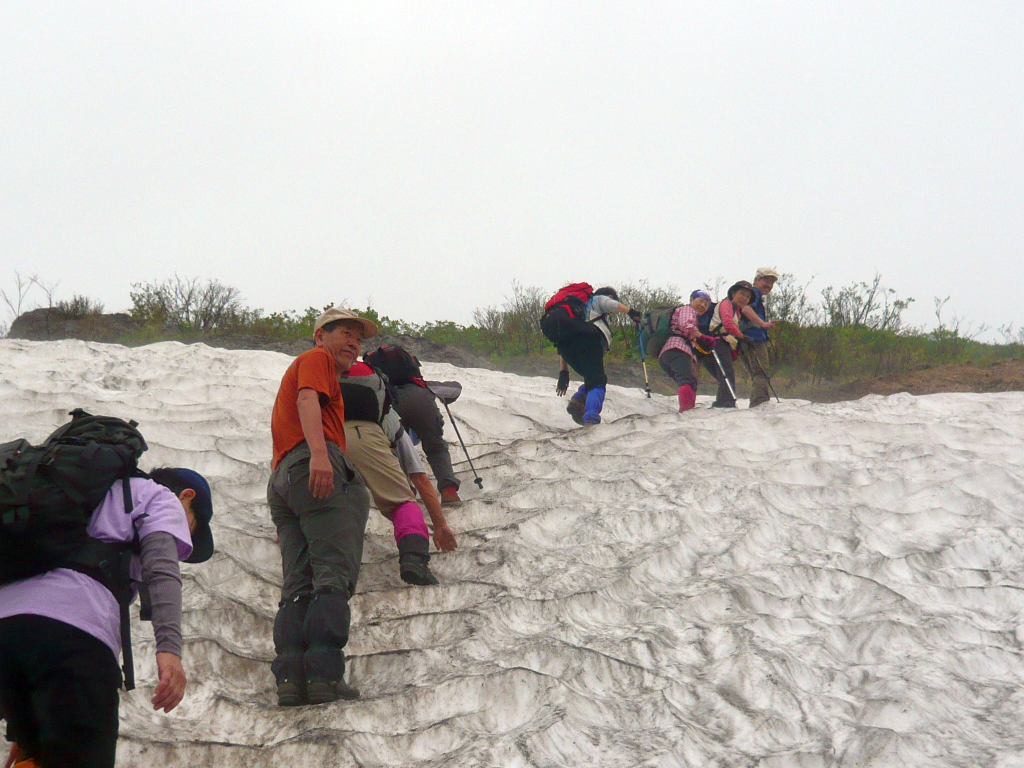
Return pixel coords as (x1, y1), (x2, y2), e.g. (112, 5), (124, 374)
(543, 283), (594, 318)
(540, 282), (595, 345)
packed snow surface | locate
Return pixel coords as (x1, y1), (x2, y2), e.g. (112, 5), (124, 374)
(3, 339), (1024, 768)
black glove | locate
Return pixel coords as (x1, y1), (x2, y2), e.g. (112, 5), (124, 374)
(627, 309), (643, 324)
(556, 370), (570, 396)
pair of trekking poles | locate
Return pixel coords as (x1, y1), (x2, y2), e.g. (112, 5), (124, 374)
(634, 325), (779, 404)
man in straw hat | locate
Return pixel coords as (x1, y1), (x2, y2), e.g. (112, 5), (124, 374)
(267, 308), (376, 706)
(738, 267), (779, 407)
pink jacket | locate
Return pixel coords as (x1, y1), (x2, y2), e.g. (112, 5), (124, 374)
(659, 305), (700, 360)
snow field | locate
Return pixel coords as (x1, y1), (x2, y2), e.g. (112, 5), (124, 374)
(2, 339), (1024, 767)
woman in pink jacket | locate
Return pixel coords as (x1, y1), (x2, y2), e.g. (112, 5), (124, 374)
(658, 291), (718, 412)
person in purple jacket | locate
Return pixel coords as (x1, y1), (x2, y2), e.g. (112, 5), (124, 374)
(0, 468), (214, 768)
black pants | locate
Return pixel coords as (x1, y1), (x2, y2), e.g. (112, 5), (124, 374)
(0, 615), (121, 768)
(698, 339), (737, 406)
(658, 348), (697, 389)
(393, 384), (459, 491)
(557, 331), (608, 390)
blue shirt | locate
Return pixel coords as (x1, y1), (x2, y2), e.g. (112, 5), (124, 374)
(740, 287), (768, 344)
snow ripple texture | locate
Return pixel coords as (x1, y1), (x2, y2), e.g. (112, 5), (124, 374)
(3, 339), (1024, 768)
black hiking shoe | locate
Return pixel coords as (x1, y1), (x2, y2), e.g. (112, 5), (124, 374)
(277, 681), (306, 707)
(566, 397), (585, 425)
(711, 402), (736, 409)
(307, 679), (360, 705)
(400, 553), (440, 586)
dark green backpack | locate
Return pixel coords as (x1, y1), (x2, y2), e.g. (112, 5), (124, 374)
(0, 408), (149, 688)
(643, 305), (682, 357)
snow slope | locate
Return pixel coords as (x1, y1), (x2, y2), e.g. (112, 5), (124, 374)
(2, 339), (1024, 768)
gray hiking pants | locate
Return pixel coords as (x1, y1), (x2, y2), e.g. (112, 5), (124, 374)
(393, 383), (459, 491)
(268, 441), (370, 685)
(739, 341), (771, 407)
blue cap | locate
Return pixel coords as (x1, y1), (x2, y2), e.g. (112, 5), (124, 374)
(164, 468), (214, 564)
(690, 290), (712, 302)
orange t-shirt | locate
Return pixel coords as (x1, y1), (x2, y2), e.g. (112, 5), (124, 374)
(271, 348), (346, 468)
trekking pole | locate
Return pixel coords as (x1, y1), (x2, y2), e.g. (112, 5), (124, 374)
(440, 400), (484, 490)
(635, 325), (652, 398)
(710, 347), (738, 402)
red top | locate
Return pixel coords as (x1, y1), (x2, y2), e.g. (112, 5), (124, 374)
(271, 348), (346, 468)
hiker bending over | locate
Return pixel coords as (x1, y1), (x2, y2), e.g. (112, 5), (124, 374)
(365, 346), (464, 506)
(338, 360), (457, 588)
(268, 308), (372, 707)
(737, 267), (778, 407)
(0, 466), (214, 768)
(704, 281), (756, 408)
(658, 290), (719, 412)
(542, 284), (641, 425)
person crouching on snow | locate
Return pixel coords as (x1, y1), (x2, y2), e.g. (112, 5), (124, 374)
(658, 290), (719, 412)
(555, 287), (642, 425)
(337, 360), (457, 587)
(1, 468), (215, 768)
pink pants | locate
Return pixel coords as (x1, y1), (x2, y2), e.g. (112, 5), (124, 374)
(391, 500), (428, 544)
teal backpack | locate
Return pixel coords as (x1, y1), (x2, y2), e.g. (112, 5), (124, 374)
(642, 305), (682, 357)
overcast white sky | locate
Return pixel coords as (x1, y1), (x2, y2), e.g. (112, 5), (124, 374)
(2, 2), (1022, 338)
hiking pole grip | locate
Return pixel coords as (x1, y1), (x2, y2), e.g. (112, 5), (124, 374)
(442, 401), (483, 490)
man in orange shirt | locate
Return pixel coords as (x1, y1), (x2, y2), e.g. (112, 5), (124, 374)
(268, 308), (375, 707)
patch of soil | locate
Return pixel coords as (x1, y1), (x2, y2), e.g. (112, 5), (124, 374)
(8, 308), (138, 343)
(830, 358), (1024, 400)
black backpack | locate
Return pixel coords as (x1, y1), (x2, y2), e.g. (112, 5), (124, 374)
(0, 408), (150, 689)
(364, 345), (422, 386)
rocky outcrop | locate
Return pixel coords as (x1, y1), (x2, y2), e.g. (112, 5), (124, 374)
(8, 307), (139, 343)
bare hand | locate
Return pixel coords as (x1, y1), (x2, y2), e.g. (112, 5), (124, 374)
(433, 523), (458, 552)
(4, 743), (25, 768)
(308, 453), (334, 499)
(152, 652), (187, 713)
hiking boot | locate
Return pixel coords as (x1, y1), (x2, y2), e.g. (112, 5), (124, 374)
(400, 552), (440, 586)
(277, 681), (306, 707)
(440, 485), (462, 506)
(306, 679), (360, 705)
(711, 402), (736, 409)
(566, 397), (585, 425)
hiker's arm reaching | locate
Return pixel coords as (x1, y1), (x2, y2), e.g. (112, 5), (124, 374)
(297, 387), (333, 498)
(140, 532), (183, 657)
(410, 472), (457, 552)
(140, 531), (187, 713)
(741, 304), (774, 329)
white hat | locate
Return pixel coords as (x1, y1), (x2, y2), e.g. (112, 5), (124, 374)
(755, 267), (780, 280)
